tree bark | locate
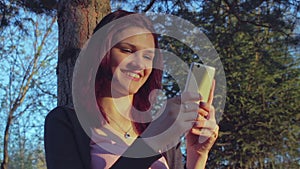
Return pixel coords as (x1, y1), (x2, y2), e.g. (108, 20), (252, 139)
(57, 0), (110, 106)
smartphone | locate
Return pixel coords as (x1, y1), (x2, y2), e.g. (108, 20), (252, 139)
(184, 62), (215, 102)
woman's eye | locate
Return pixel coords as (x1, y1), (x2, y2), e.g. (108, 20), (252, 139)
(121, 48), (133, 53)
(143, 55), (153, 60)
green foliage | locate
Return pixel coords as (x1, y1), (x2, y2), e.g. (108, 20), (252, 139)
(183, 0), (300, 168)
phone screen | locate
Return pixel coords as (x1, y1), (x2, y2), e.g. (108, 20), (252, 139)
(184, 62), (215, 102)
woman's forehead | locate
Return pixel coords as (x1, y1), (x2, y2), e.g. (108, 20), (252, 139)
(113, 27), (154, 42)
(113, 27), (155, 49)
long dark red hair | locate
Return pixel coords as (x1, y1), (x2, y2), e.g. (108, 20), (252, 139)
(93, 10), (163, 133)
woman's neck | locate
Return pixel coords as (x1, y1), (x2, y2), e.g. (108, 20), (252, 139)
(98, 95), (139, 138)
(99, 95), (133, 117)
(98, 95), (136, 126)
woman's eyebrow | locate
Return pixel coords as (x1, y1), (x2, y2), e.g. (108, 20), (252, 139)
(118, 42), (155, 51)
(117, 42), (135, 47)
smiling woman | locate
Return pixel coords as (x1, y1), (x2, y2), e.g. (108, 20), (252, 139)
(109, 30), (155, 96)
(44, 10), (219, 169)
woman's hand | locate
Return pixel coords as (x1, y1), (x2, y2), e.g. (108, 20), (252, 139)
(141, 91), (200, 153)
(186, 80), (219, 169)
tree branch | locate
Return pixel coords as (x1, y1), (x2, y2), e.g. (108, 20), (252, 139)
(142, 0), (156, 12)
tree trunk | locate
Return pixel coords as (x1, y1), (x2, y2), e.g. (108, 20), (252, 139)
(57, 0), (110, 106)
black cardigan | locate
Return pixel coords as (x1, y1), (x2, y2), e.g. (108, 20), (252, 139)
(44, 106), (184, 169)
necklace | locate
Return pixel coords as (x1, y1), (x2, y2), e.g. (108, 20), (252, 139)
(106, 116), (133, 139)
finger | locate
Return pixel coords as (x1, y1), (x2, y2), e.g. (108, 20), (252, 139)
(199, 101), (210, 112)
(199, 129), (218, 144)
(190, 128), (213, 137)
(206, 105), (216, 121)
(199, 102), (216, 122)
(207, 79), (215, 105)
(197, 109), (209, 117)
(194, 119), (217, 130)
(193, 118), (206, 127)
(190, 127), (218, 139)
(191, 125), (219, 141)
(195, 112), (207, 122)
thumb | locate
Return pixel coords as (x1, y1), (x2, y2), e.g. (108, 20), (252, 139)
(207, 106), (216, 122)
(207, 80), (215, 105)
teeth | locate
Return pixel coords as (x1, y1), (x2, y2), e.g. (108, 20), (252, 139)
(126, 72), (140, 78)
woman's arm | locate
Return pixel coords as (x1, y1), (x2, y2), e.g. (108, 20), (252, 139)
(185, 115), (218, 169)
(186, 81), (219, 169)
(44, 106), (90, 169)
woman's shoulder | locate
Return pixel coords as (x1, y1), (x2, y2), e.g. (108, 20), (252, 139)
(45, 106), (77, 124)
(44, 106), (92, 169)
(48, 105), (76, 115)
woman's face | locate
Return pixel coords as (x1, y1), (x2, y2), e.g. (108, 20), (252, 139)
(109, 27), (155, 96)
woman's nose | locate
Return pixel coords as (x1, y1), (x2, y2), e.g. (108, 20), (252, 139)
(128, 51), (146, 69)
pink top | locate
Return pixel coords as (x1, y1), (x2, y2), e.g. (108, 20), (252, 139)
(90, 127), (169, 169)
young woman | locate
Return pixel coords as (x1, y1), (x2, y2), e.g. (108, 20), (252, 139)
(45, 10), (219, 169)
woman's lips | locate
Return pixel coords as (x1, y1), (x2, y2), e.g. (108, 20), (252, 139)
(122, 70), (143, 81)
